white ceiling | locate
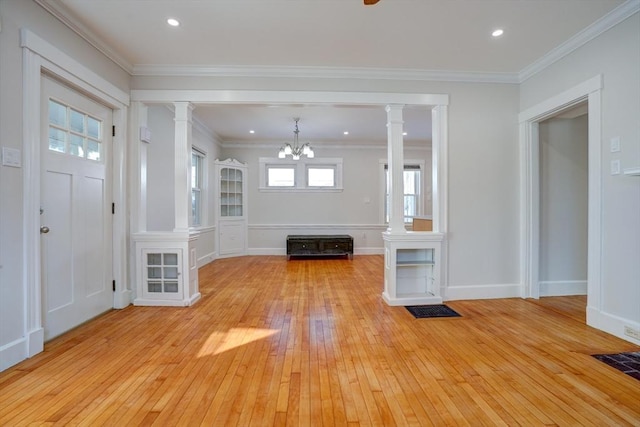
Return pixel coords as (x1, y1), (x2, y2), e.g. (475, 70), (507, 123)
(40, 0), (627, 145)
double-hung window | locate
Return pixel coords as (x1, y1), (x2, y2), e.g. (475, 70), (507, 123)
(191, 148), (205, 227)
(382, 162), (423, 223)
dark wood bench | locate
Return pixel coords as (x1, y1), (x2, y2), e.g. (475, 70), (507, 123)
(286, 235), (354, 260)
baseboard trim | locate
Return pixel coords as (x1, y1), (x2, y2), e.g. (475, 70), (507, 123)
(197, 251), (216, 268)
(0, 337), (27, 371)
(539, 280), (587, 296)
(133, 294), (201, 307)
(587, 306), (640, 345)
(114, 289), (132, 309)
(444, 283), (523, 301)
(28, 327), (44, 358)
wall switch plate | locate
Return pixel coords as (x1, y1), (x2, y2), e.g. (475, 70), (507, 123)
(610, 137), (621, 153)
(1, 147), (22, 167)
(611, 159), (621, 175)
(139, 126), (151, 143)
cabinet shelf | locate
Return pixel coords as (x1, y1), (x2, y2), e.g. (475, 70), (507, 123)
(397, 261), (435, 266)
(382, 233), (443, 306)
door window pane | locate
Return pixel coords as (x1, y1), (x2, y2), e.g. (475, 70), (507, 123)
(70, 109), (85, 133)
(48, 127), (66, 153)
(69, 134), (84, 157)
(87, 117), (100, 139)
(87, 140), (101, 161)
(47, 98), (103, 161)
(49, 100), (67, 127)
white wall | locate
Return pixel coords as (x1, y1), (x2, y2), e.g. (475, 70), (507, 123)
(520, 13), (640, 338)
(539, 115), (588, 295)
(146, 106), (176, 231)
(220, 143), (431, 254)
(0, 0), (130, 369)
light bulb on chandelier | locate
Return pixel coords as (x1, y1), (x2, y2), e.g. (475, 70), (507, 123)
(278, 118), (314, 160)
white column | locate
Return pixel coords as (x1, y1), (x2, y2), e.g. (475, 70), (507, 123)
(386, 104), (406, 233)
(130, 102), (148, 233)
(174, 102), (194, 232)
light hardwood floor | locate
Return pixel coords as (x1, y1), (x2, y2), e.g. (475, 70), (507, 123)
(1, 256), (639, 426)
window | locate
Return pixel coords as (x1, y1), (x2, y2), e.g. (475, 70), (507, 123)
(382, 163), (423, 223)
(259, 158), (343, 192)
(191, 148), (205, 226)
(267, 166), (295, 187)
(48, 99), (103, 161)
(307, 166), (335, 187)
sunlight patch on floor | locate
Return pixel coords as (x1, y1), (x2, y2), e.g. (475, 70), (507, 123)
(197, 327), (280, 357)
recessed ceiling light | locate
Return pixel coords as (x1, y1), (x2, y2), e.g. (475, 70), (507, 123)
(167, 18), (180, 27)
(492, 29), (504, 37)
(403, 132), (408, 136)
(343, 131), (349, 135)
(249, 130), (255, 134)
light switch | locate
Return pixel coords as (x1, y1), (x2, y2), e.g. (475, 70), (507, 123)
(1, 147), (21, 168)
(611, 159), (621, 175)
(610, 137), (620, 153)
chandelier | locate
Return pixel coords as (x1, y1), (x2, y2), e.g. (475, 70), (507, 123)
(278, 118), (314, 160)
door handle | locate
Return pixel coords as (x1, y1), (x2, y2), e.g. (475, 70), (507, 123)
(40, 226), (50, 234)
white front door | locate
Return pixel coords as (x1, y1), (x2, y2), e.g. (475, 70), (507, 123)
(40, 75), (113, 340)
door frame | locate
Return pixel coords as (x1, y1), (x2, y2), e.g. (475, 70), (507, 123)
(21, 29), (130, 357)
(518, 75), (602, 310)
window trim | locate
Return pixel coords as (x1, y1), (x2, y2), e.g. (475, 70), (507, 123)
(259, 157), (343, 192)
(379, 159), (426, 224)
(191, 147), (206, 227)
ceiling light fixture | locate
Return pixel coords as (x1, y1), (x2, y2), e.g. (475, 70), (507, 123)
(278, 118), (314, 160)
(492, 29), (504, 37)
(343, 131), (349, 135)
(249, 130), (255, 134)
(167, 18), (180, 27)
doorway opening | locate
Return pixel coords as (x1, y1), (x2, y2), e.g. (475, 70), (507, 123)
(519, 75), (603, 328)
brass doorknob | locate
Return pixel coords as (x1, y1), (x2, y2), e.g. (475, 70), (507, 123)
(40, 226), (50, 234)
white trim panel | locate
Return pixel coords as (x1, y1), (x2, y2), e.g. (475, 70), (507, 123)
(132, 64), (519, 84)
(131, 90), (449, 106)
(445, 284), (524, 301)
(587, 307), (640, 346)
(539, 281), (588, 297)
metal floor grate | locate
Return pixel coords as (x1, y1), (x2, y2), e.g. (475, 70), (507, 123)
(405, 304), (461, 319)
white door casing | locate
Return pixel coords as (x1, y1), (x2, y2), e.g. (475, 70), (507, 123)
(518, 75), (602, 308)
(18, 29), (129, 364)
(40, 75), (113, 340)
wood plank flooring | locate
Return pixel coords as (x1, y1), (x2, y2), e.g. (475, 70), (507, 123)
(1, 255), (639, 426)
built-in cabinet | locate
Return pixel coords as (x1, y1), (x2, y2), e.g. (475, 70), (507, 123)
(382, 232), (444, 306)
(215, 159), (248, 258)
(133, 232), (200, 306)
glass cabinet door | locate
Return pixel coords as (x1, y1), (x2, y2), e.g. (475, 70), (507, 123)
(220, 167), (243, 217)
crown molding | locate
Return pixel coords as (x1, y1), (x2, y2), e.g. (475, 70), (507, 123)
(519, 0), (640, 83)
(221, 141), (430, 150)
(35, 0), (638, 85)
(34, 0), (133, 74)
(132, 64), (520, 84)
